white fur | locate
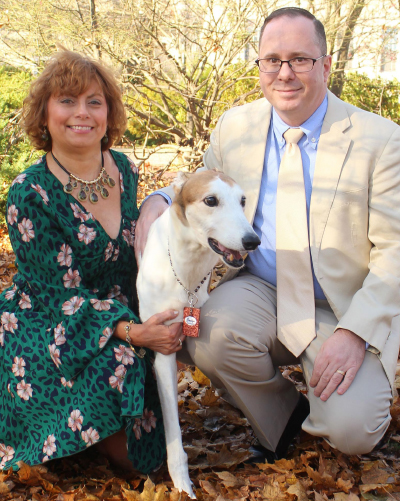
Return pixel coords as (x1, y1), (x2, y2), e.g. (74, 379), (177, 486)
(137, 172), (259, 497)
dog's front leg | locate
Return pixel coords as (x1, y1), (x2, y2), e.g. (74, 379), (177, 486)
(154, 352), (195, 498)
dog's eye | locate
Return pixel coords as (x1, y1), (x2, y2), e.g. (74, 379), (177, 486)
(204, 196), (218, 207)
(241, 196), (246, 207)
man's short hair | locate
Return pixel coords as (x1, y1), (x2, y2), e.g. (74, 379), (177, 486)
(260, 7), (327, 55)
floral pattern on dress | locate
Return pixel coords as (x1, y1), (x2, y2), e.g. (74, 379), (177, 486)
(18, 218), (34, 242)
(18, 293), (31, 309)
(57, 244), (73, 267)
(0, 151), (165, 474)
(81, 427), (100, 447)
(7, 205), (18, 225)
(78, 225), (96, 245)
(31, 184), (49, 205)
(63, 269), (81, 289)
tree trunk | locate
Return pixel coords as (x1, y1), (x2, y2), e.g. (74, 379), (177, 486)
(329, 0), (366, 97)
(89, 0), (101, 59)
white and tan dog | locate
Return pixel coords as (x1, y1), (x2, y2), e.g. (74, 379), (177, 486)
(137, 170), (260, 497)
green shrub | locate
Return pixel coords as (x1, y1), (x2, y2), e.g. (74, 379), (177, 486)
(0, 66), (39, 226)
(341, 72), (400, 124)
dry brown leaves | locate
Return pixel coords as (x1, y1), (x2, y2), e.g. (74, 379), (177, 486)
(1, 166), (400, 500)
(0, 227), (16, 293)
(1, 366), (399, 501)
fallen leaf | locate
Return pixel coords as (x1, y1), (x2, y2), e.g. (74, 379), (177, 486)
(0, 481), (13, 494)
(261, 479), (286, 500)
(215, 471), (244, 488)
(336, 477), (354, 493)
(190, 367), (211, 386)
(306, 465), (336, 489)
(200, 388), (220, 407)
(207, 445), (251, 469)
(122, 478), (167, 501)
(361, 461), (396, 484)
(333, 494), (360, 501)
(286, 481), (309, 501)
(314, 491), (329, 501)
(199, 479), (220, 497)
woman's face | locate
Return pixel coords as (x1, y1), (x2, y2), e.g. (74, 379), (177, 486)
(45, 80), (108, 154)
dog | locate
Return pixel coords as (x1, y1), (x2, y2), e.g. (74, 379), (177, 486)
(137, 170), (260, 497)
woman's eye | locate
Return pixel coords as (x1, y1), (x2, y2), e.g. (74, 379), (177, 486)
(241, 196), (246, 207)
(90, 100), (102, 105)
(60, 98), (73, 104)
(204, 196), (218, 207)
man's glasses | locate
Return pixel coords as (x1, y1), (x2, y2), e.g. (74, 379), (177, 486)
(255, 55), (327, 73)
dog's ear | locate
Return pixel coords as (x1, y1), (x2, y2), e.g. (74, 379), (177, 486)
(173, 171), (192, 194)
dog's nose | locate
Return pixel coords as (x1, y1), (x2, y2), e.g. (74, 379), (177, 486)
(242, 233), (261, 251)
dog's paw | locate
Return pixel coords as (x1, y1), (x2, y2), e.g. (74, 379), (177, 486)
(168, 458), (195, 498)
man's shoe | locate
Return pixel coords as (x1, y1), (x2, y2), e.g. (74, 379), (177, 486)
(245, 393), (310, 464)
(245, 441), (278, 464)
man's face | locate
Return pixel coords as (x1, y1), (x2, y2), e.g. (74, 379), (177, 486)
(258, 15), (331, 126)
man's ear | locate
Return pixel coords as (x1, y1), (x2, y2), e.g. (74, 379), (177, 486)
(172, 171), (192, 195)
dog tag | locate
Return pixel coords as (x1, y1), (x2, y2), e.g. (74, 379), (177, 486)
(183, 307), (200, 337)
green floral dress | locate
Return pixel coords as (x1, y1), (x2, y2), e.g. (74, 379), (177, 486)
(0, 150), (165, 472)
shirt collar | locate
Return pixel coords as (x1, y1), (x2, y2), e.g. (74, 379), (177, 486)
(272, 93), (328, 150)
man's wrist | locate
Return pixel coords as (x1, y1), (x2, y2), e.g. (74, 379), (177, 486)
(141, 192), (171, 210)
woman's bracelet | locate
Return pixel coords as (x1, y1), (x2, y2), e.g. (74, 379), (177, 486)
(124, 319), (146, 359)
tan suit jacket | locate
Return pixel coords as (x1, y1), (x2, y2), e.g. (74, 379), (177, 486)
(164, 90), (400, 390)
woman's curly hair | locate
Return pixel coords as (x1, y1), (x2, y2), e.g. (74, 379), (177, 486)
(22, 50), (127, 151)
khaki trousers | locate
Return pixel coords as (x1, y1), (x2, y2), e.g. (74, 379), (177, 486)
(181, 273), (392, 455)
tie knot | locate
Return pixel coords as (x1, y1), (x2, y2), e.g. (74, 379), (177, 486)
(283, 128), (304, 145)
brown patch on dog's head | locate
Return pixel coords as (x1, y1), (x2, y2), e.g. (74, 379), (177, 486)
(171, 170), (236, 225)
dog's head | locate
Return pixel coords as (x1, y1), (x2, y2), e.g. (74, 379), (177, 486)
(172, 170), (260, 268)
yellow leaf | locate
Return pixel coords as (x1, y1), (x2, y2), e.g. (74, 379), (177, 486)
(191, 367), (210, 386)
(122, 478), (168, 501)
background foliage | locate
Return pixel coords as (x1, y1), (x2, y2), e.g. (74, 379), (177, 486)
(0, 66), (39, 224)
(1, 65), (400, 226)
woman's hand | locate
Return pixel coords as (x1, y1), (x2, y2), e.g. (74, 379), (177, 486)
(116, 310), (185, 355)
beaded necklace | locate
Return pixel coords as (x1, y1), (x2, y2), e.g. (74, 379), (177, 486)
(51, 152), (116, 204)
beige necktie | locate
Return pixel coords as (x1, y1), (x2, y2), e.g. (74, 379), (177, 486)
(276, 128), (316, 357)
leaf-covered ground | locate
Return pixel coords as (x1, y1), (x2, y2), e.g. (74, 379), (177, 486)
(0, 167), (399, 500)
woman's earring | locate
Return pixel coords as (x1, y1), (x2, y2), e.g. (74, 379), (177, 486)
(41, 126), (49, 141)
(102, 129), (108, 144)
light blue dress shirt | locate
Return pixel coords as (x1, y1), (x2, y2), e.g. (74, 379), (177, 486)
(246, 94), (328, 300)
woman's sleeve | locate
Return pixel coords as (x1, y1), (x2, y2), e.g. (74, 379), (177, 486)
(6, 180), (137, 381)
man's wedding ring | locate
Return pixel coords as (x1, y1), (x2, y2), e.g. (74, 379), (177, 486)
(178, 338), (182, 347)
(336, 369), (346, 376)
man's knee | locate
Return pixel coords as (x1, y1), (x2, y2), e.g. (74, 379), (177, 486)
(307, 398), (391, 455)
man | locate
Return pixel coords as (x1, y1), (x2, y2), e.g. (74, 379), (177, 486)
(135, 7), (400, 460)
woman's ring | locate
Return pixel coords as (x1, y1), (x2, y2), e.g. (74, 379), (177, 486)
(336, 369), (346, 376)
(178, 338), (182, 347)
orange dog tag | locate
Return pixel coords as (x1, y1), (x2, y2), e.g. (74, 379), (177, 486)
(183, 307), (200, 337)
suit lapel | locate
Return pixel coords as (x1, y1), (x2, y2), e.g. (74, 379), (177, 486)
(309, 91), (352, 272)
(238, 99), (272, 223)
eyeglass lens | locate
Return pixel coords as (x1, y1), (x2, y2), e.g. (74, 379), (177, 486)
(258, 58), (314, 73)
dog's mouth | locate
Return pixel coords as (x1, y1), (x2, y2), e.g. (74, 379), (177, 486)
(208, 238), (245, 268)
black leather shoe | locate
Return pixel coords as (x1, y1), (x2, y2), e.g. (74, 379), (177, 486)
(245, 393), (310, 464)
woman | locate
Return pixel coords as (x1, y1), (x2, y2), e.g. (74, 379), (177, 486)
(0, 51), (184, 473)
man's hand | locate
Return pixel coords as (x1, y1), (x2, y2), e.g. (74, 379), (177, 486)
(309, 328), (366, 401)
(135, 195), (169, 263)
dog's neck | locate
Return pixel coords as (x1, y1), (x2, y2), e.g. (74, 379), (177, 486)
(168, 206), (220, 293)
